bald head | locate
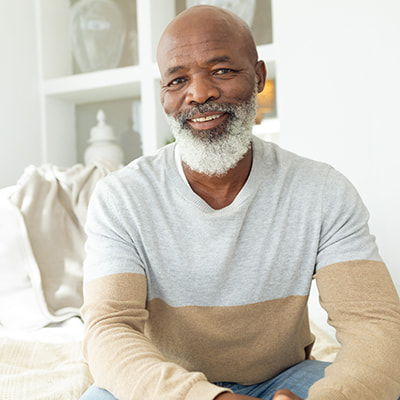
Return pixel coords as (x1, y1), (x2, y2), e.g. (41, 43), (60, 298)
(157, 5), (258, 67)
(156, 5), (267, 178)
(156, 4), (267, 127)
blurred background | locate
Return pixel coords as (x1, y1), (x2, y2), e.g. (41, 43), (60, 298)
(1, 0), (399, 287)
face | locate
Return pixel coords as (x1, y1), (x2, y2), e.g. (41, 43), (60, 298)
(166, 84), (259, 176)
(157, 7), (266, 175)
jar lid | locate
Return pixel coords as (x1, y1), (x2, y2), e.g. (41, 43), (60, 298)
(89, 109), (116, 142)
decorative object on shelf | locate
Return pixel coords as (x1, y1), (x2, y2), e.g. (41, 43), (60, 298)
(186, 0), (256, 27)
(69, 0), (127, 73)
(84, 109), (124, 165)
(256, 78), (276, 124)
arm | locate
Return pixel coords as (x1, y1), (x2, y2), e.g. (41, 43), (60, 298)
(307, 169), (400, 399)
(308, 260), (400, 400)
(81, 181), (228, 400)
(82, 274), (227, 400)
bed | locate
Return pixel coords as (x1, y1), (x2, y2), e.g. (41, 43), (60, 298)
(0, 162), (340, 400)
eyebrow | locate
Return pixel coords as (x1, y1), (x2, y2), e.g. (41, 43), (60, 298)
(166, 65), (186, 76)
(206, 55), (233, 65)
(165, 55), (234, 76)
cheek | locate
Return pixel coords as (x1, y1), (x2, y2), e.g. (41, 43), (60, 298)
(227, 88), (253, 103)
(221, 77), (257, 102)
(160, 91), (184, 116)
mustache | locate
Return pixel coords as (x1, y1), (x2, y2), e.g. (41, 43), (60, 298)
(173, 102), (236, 127)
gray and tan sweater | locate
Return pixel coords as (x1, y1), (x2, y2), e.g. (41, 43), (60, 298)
(81, 136), (400, 400)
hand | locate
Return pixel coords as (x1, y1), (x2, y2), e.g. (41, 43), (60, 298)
(214, 392), (260, 399)
(272, 389), (303, 400)
(214, 388), (303, 400)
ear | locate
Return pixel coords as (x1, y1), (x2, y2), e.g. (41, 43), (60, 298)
(255, 60), (267, 93)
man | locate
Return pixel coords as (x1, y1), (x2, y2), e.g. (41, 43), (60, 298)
(80, 5), (400, 400)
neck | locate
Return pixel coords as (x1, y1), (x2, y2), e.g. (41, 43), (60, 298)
(182, 146), (253, 210)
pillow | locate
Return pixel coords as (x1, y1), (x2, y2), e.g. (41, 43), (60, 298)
(0, 186), (48, 329)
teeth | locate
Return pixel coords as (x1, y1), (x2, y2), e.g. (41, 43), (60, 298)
(191, 114), (221, 122)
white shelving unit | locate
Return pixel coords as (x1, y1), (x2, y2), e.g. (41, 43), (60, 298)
(35, 0), (276, 167)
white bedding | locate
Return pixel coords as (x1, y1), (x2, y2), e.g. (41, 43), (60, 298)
(0, 318), (94, 400)
(0, 317), (84, 344)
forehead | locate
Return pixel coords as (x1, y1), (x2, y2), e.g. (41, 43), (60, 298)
(158, 26), (248, 76)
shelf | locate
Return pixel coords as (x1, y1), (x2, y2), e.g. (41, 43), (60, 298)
(41, 64), (154, 104)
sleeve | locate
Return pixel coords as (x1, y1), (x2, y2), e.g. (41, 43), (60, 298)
(307, 169), (400, 400)
(81, 179), (229, 400)
(315, 168), (382, 270)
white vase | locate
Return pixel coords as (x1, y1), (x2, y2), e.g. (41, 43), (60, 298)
(84, 109), (124, 165)
(185, 0), (256, 27)
(69, 0), (126, 73)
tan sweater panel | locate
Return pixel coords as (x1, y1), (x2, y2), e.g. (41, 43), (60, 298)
(145, 295), (313, 384)
(308, 260), (400, 400)
(81, 272), (313, 399)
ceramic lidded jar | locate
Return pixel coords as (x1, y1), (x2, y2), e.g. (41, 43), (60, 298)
(69, 0), (126, 73)
(84, 109), (124, 165)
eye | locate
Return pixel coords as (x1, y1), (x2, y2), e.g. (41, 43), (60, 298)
(168, 77), (186, 87)
(213, 68), (237, 78)
(214, 68), (232, 75)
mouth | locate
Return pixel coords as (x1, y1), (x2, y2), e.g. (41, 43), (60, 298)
(190, 114), (223, 122)
(187, 112), (228, 130)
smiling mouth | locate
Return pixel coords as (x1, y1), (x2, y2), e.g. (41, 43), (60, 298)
(189, 114), (223, 123)
(186, 112), (228, 131)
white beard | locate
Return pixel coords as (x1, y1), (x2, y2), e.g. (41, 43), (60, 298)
(166, 86), (258, 177)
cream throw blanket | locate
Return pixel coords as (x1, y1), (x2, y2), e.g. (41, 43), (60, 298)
(2, 162), (118, 328)
(0, 337), (94, 399)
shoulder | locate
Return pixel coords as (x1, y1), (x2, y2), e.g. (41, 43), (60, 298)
(95, 143), (176, 195)
(254, 136), (335, 189)
(253, 137), (365, 216)
(85, 144), (176, 223)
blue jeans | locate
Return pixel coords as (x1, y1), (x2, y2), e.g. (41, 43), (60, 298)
(80, 360), (329, 400)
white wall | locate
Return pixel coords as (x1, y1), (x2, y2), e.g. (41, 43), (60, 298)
(0, 1), (42, 188)
(273, 0), (400, 285)
(1, 1), (399, 286)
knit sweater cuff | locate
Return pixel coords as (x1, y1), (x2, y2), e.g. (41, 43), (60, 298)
(186, 381), (232, 400)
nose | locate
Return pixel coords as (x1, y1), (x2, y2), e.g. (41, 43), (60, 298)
(185, 74), (220, 105)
